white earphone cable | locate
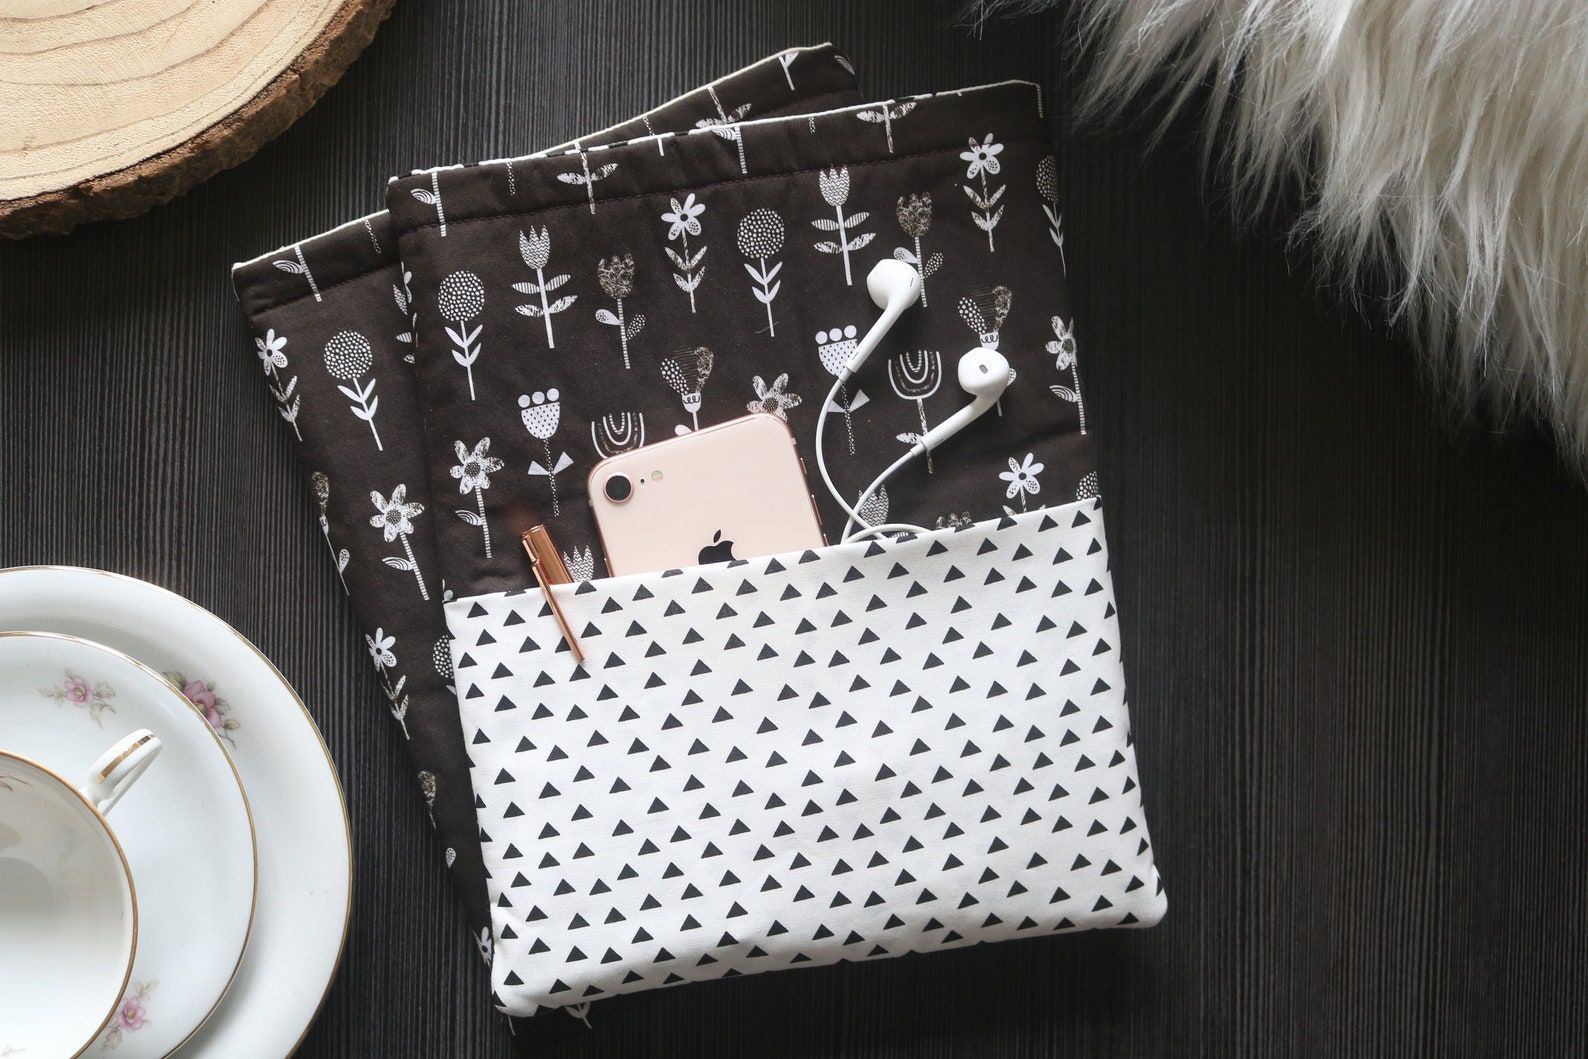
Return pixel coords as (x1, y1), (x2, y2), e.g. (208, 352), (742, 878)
(841, 448), (928, 541)
(813, 373), (869, 531)
(816, 373), (931, 544)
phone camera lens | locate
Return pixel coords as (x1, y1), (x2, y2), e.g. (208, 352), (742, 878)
(604, 474), (633, 503)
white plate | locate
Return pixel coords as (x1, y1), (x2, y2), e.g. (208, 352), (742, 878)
(0, 568), (351, 1058)
(0, 632), (257, 1058)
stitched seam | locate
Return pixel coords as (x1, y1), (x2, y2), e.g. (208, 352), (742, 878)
(243, 259), (396, 313)
(395, 134), (1050, 239)
(749, 88), (860, 122)
(240, 87), (865, 313)
(247, 131), (1047, 313)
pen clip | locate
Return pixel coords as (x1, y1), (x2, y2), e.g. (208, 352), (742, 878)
(522, 529), (585, 664)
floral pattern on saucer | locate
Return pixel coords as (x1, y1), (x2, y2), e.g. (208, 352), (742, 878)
(164, 673), (240, 746)
(97, 981), (156, 1051)
(39, 670), (116, 725)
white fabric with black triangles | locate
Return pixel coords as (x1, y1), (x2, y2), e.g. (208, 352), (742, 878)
(447, 499), (1167, 1015)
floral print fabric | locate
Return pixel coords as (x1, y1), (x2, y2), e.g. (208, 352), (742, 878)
(387, 81), (1092, 605)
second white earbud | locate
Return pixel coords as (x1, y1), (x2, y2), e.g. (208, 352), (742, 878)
(916, 347), (1012, 452)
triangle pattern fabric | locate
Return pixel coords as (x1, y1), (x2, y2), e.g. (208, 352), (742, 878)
(445, 500), (1165, 1015)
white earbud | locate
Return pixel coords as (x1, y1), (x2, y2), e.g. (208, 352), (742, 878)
(835, 259), (922, 382)
(915, 347), (1011, 452)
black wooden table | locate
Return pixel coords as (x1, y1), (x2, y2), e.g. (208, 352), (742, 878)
(5, 2), (1587, 1054)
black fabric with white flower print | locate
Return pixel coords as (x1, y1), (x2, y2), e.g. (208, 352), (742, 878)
(387, 81), (1091, 602)
(230, 45), (864, 966)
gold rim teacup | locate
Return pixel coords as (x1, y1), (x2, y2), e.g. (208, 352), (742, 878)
(0, 730), (161, 1057)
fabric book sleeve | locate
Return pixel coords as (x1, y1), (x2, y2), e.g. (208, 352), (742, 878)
(228, 44), (864, 966)
(388, 78), (1165, 1017)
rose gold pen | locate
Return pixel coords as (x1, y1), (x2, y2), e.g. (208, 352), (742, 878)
(521, 525), (585, 664)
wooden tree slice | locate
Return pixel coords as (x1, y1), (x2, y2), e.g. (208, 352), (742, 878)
(0, 0), (395, 238)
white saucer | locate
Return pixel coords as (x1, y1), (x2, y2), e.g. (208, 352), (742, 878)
(0, 632), (257, 1058)
(0, 569), (351, 1059)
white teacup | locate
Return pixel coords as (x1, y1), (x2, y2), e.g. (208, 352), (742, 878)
(0, 729), (161, 1057)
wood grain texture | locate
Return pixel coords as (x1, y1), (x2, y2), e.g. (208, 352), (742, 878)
(3, 1), (1588, 1055)
(0, 0), (395, 238)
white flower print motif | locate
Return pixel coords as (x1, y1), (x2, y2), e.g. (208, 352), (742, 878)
(366, 628), (396, 670)
(859, 483), (889, 527)
(520, 390), (573, 517)
(434, 635), (456, 697)
(477, 926), (493, 966)
(562, 545), (596, 582)
(1075, 470), (1100, 501)
(256, 328), (288, 375)
(1046, 315), (1086, 434)
(370, 485), (429, 600)
(958, 285), (1012, 348)
(1036, 155), (1065, 272)
(450, 438), (505, 558)
(410, 171), (447, 235)
(556, 147), (617, 214)
(268, 374), (301, 439)
(888, 350), (943, 472)
(272, 243), (321, 301)
(366, 628), (410, 738)
(893, 193), (942, 306)
(959, 286), (1017, 415)
(590, 412), (646, 458)
(438, 270), (485, 401)
(323, 330), (382, 450)
(256, 329), (302, 440)
(595, 254), (645, 370)
(514, 227), (576, 349)
(738, 208), (784, 336)
(661, 195), (703, 241)
(1000, 453), (1044, 513)
(662, 194), (707, 313)
(815, 326), (870, 454)
(310, 471), (349, 590)
(697, 86), (752, 174)
(855, 100), (916, 153)
(960, 134), (1007, 252)
(812, 167), (874, 286)
(660, 346), (714, 434)
(418, 770), (437, 826)
(393, 269), (416, 362)
(747, 373), (801, 420)
(961, 134), (1004, 181)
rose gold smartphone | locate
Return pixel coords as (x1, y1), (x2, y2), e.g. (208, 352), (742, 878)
(588, 413), (826, 576)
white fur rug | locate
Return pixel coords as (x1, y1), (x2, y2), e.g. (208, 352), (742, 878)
(978, 0), (1588, 467)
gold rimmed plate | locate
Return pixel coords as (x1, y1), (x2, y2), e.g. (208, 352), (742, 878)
(0, 570), (350, 1059)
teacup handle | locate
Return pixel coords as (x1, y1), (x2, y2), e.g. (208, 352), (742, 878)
(81, 728), (161, 815)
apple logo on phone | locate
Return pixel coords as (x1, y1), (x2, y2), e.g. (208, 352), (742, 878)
(699, 530), (736, 565)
